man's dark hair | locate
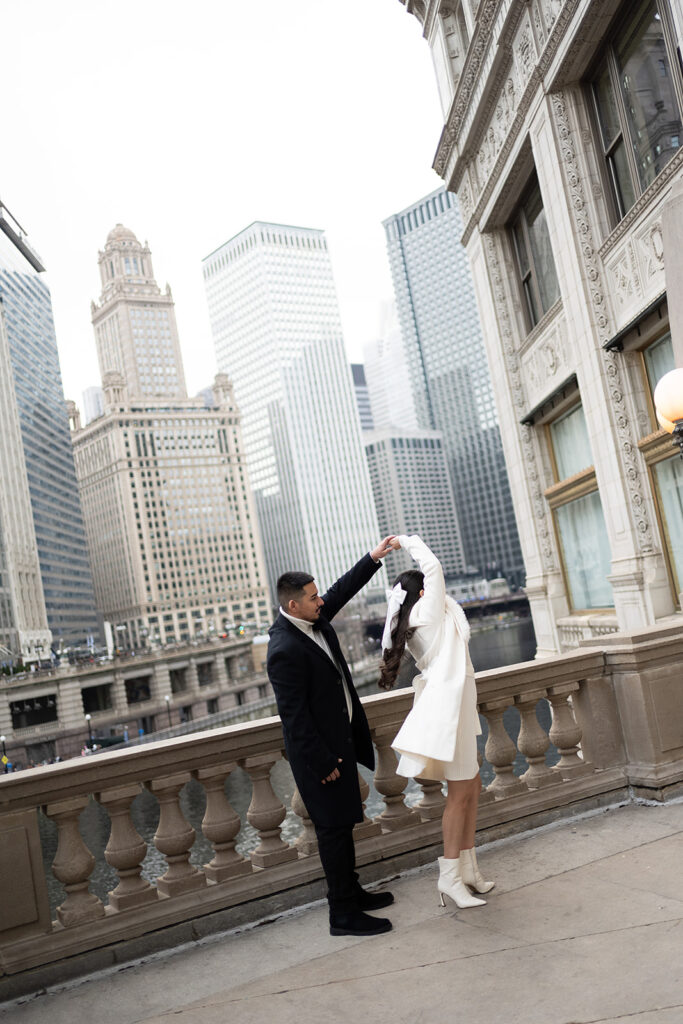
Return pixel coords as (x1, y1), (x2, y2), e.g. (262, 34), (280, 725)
(277, 571), (314, 609)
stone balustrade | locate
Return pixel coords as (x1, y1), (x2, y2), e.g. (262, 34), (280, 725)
(1, 622), (682, 998)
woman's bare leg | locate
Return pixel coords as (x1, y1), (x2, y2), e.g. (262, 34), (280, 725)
(442, 775), (481, 858)
(461, 774), (482, 850)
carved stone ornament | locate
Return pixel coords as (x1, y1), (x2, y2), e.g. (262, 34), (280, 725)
(640, 220), (665, 281)
(551, 91), (654, 552)
(435, 0), (583, 181)
(484, 232), (557, 572)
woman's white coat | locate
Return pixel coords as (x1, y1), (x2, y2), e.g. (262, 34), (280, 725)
(390, 535), (481, 776)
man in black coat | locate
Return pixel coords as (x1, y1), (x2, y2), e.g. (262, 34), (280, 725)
(268, 537), (396, 937)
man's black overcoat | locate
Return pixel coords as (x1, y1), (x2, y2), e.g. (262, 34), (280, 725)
(267, 554), (381, 828)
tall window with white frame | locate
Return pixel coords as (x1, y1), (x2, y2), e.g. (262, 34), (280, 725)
(544, 403), (614, 611)
(510, 173), (561, 331)
(637, 330), (683, 601)
(589, 0), (683, 223)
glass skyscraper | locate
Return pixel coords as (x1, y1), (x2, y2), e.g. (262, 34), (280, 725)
(384, 188), (523, 582)
(0, 201), (100, 649)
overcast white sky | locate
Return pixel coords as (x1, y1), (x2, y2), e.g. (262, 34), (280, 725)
(2, 1), (443, 410)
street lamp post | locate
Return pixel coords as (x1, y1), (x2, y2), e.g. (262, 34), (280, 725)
(0, 734), (7, 773)
(164, 694), (172, 728)
(85, 713), (93, 749)
(654, 368), (683, 457)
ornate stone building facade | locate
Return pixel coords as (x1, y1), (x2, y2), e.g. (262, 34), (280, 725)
(400, 0), (683, 653)
(70, 227), (270, 648)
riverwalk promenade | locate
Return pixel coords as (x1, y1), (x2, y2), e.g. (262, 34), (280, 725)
(4, 799), (682, 1024)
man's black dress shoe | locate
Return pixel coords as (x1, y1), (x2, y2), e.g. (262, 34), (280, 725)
(329, 910), (393, 937)
(356, 888), (394, 911)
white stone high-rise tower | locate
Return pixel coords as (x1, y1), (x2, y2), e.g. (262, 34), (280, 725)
(91, 224), (187, 402)
(71, 226), (270, 648)
(202, 222), (382, 601)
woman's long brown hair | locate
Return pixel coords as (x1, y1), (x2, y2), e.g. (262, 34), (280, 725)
(378, 569), (424, 690)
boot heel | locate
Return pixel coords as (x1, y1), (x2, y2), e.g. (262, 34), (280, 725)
(438, 891), (446, 907)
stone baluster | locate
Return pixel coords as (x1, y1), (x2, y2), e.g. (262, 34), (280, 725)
(196, 764), (252, 882)
(476, 745), (495, 804)
(45, 796), (106, 927)
(291, 787), (318, 856)
(481, 700), (527, 799)
(548, 685), (592, 779)
(243, 753), (298, 868)
(515, 691), (556, 789)
(415, 777), (446, 821)
(148, 773), (206, 897)
(371, 727), (420, 831)
(98, 783), (157, 911)
(354, 771), (382, 839)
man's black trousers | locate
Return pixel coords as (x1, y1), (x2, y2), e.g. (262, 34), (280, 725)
(314, 823), (359, 913)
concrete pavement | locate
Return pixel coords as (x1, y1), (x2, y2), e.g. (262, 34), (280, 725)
(3, 800), (683, 1024)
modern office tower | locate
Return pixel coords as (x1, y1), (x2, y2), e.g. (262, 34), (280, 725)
(202, 222), (382, 601)
(399, 0), (683, 654)
(0, 289), (52, 665)
(70, 226), (270, 648)
(351, 364), (374, 431)
(363, 301), (419, 433)
(0, 200), (99, 652)
(82, 386), (104, 425)
(365, 428), (464, 577)
(384, 188), (523, 581)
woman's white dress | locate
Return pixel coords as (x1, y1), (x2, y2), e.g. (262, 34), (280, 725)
(391, 535), (481, 782)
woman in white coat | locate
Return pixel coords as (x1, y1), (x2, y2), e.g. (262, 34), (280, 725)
(379, 534), (493, 909)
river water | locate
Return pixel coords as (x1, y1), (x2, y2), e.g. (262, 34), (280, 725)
(39, 618), (546, 913)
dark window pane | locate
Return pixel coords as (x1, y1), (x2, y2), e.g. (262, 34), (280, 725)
(616, 0), (683, 191)
(524, 186), (560, 314)
(593, 63), (622, 150)
(523, 279), (539, 326)
(512, 222), (530, 277)
(610, 140), (638, 213)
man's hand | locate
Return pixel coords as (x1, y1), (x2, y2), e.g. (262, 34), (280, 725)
(388, 537), (401, 551)
(321, 758), (343, 784)
(371, 536), (397, 561)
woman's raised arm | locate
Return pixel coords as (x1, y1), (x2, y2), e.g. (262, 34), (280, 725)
(396, 534), (446, 622)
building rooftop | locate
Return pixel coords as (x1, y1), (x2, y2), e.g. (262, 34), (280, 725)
(5, 799), (682, 1024)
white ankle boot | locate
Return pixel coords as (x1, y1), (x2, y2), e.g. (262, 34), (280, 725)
(437, 856), (486, 908)
(460, 847), (495, 894)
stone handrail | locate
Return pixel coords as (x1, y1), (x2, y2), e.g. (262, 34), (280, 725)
(1, 623), (682, 996)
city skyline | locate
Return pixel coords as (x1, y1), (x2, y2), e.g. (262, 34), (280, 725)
(1, 1), (443, 412)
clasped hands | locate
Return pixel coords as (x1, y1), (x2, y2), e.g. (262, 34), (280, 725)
(370, 534), (401, 561)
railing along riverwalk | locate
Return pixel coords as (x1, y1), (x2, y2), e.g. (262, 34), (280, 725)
(1, 622), (682, 996)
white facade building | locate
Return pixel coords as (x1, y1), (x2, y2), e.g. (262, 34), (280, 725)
(70, 226), (270, 648)
(401, 0), (683, 653)
(202, 222), (383, 600)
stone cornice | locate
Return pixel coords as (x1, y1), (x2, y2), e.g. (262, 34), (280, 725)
(433, 0), (503, 173)
(438, 0), (586, 211)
